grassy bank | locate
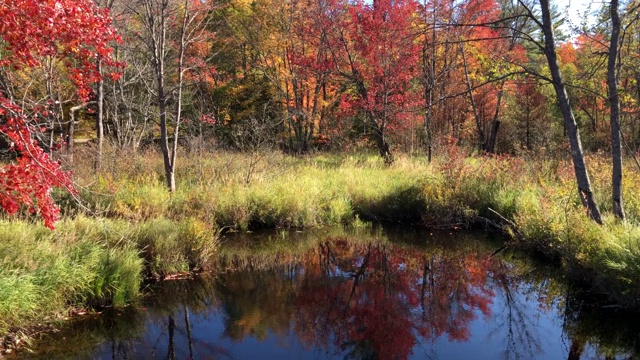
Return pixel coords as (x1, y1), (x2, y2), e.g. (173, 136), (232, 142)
(0, 216), (217, 336)
(3, 147), (640, 337)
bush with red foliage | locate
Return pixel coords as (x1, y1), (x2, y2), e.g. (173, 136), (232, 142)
(0, 0), (120, 228)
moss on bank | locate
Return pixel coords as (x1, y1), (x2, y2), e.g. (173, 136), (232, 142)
(3, 149), (640, 336)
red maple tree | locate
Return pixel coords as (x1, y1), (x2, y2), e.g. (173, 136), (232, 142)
(320, 0), (421, 162)
(0, 0), (120, 228)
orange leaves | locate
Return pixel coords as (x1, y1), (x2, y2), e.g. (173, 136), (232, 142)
(460, 0), (500, 26)
(557, 42), (577, 65)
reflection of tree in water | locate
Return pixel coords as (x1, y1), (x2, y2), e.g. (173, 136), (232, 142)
(105, 279), (234, 360)
(146, 310), (235, 360)
(215, 266), (301, 341)
(292, 238), (499, 359)
(417, 252), (495, 342)
(485, 252), (640, 360)
(210, 238), (501, 359)
(26, 235), (640, 360)
(488, 260), (543, 360)
(560, 285), (640, 360)
(299, 242), (417, 359)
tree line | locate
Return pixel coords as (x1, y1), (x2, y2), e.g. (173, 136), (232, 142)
(1, 0), (640, 226)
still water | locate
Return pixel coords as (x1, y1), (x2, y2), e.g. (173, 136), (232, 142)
(21, 227), (640, 359)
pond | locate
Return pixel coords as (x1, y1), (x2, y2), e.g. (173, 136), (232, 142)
(16, 226), (640, 359)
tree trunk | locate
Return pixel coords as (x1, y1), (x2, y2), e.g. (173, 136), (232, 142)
(485, 83), (505, 153)
(67, 108), (77, 163)
(422, 1), (437, 163)
(486, 120), (501, 153)
(526, 105), (531, 149)
(167, 0), (191, 194)
(372, 118), (393, 164)
(95, 60), (104, 171)
(461, 45), (485, 151)
(423, 75), (433, 161)
(567, 337), (585, 360)
(353, 71), (393, 163)
(68, 104), (88, 165)
(146, 0), (175, 192)
(157, 52), (174, 192)
(377, 133), (393, 164)
(539, 0), (603, 224)
(608, 0), (625, 220)
(158, 82), (174, 192)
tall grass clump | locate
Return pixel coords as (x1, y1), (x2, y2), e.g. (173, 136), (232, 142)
(342, 165), (427, 223)
(135, 217), (218, 278)
(0, 218), (144, 334)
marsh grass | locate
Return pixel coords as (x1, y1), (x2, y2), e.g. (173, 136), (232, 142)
(0, 218), (143, 334)
(0, 214), (218, 335)
(136, 217), (218, 278)
(71, 151), (432, 230)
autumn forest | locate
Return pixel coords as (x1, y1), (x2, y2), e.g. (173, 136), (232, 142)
(3, 0), (640, 356)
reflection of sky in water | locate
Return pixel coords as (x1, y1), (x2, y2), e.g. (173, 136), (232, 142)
(94, 310), (349, 359)
(91, 276), (576, 359)
(415, 278), (564, 360)
(29, 234), (635, 360)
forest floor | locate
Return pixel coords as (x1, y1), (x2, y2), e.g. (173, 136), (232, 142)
(2, 147), (640, 342)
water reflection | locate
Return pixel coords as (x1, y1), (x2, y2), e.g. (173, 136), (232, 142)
(19, 229), (640, 359)
(291, 239), (496, 359)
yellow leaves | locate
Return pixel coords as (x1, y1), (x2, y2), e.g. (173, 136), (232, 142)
(560, 62), (578, 79)
(232, 0), (255, 11)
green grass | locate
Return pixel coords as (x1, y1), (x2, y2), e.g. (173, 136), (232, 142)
(0, 218), (143, 334)
(0, 215), (218, 335)
(136, 217), (218, 278)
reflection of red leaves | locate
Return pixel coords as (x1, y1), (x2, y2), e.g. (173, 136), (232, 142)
(163, 272), (194, 281)
(294, 240), (497, 358)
